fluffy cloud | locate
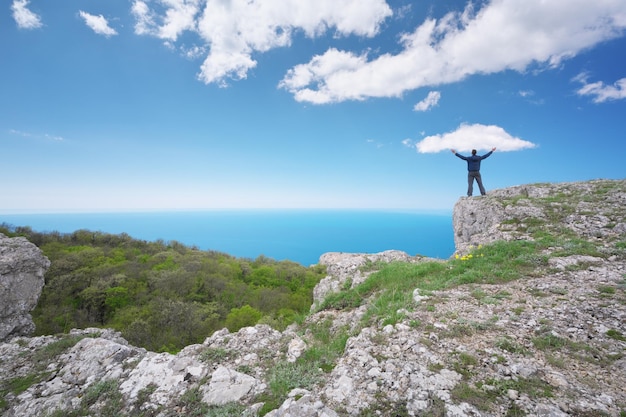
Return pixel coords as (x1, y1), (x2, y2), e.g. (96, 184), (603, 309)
(281, 0), (626, 103)
(130, 0), (392, 86)
(574, 73), (626, 103)
(414, 91), (441, 111)
(79, 11), (118, 37)
(415, 123), (537, 154)
(131, 0), (199, 40)
(11, 0), (42, 29)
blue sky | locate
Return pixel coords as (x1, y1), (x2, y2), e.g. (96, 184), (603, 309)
(2, 0), (625, 212)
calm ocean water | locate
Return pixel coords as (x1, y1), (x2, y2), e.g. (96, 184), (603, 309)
(0, 210), (455, 266)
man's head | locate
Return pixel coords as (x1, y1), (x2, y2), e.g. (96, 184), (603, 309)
(471, 149), (477, 155)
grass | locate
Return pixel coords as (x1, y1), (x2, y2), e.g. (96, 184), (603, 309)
(205, 402), (248, 417)
(253, 317), (346, 415)
(450, 374), (554, 413)
(48, 379), (124, 417)
(5, 374), (40, 395)
(257, 360), (324, 416)
(452, 352), (479, 379)
(33, 334), (90, 363)
(597, 285), (616, 295)
(358, 394), (410, 416)
(450, 382), (492, 411)
(607, 329), (626, 342)
(318, 239), (542, 331)
(174, 387), (248, 417)
(174, 386), (209, 417)
(496, 337), (528, 355)
(199, 347), (234, 363)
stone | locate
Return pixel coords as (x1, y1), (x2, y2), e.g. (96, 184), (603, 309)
(287, 335), (307, 362)
(0, 234), (50, 341)
(202, 366), (258, 405)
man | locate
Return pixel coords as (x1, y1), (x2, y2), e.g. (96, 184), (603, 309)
(451, 148), (496, 196)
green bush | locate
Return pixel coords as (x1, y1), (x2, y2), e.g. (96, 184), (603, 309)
(225, 305), (263, 332)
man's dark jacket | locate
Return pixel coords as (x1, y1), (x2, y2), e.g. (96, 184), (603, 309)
(455, 151), (493, 171)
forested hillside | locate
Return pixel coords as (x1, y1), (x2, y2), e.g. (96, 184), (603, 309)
(0, 225), (326, 352)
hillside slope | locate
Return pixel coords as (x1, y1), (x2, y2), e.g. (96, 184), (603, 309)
(1, 179), (625, 417)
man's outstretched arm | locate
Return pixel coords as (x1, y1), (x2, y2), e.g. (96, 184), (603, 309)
(451, 149), (468, 160)
(480, 148), (497, 159)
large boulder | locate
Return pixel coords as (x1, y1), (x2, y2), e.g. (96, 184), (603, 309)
(0, 233), (50, 341)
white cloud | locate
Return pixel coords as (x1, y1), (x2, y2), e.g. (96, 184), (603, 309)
(414, 91), (441, 111)
(79, 11), (118, 37)
(415, 123), (537, 154)
(131, 1), (157, 36)
(9, 129), (64, 142)
(181, 44), (207, 60)
(281, 0), (626, 103)
(131, 0), (392, 86)
(11, 0), (42, 29)
(132, 0), (200, 40)
(574, 73), (626, 103)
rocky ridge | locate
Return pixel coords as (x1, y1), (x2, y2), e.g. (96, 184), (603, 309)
(1, 179), (625, 416)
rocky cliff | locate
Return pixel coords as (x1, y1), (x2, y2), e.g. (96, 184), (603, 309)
(1, 179), (625, 417)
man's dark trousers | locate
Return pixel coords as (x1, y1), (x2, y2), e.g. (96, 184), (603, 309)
(467, 171), (486, 196)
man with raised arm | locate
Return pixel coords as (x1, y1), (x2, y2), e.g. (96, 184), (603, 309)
(451, 148), (496, 197)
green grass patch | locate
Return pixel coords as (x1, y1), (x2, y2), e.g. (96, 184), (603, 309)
(452, 352), (479, 379)
(48, 379), (123, 417)
(300, 319), (350, 373)
(532, 333), (568, 350)
(319, 240), (542, 330)
(5, 374), (40, 395)
(200, 347), (235, 364)
(33, 334), (89, 363)
(175, 386), (209, 417)
(359, 394), (410, 416)
(450, 382), (493, 411)
(258, 360), (324, 416)
(481, 376), (553, 399)
(496, 337), (528, 355)
(206, 402), (249, 417)
(597, 285), (616, 295)
(607, 329), (626, 342)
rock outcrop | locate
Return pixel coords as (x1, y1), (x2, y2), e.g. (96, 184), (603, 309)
(452, 179), (626, 255)
(313, 250), (432, 311)
(0, 233), (50, 341)
(1, 179), (625, 416)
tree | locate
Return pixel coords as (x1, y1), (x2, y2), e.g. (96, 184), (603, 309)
(225, 305), (263, 332)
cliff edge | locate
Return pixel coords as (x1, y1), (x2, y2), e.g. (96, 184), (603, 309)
(1, 179), (625, 416)
(452, 179), (626, 255)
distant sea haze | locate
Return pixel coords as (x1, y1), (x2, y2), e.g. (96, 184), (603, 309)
(0, 210), (455, 266)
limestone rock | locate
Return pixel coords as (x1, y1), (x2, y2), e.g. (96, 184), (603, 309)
(452, 179), (626, 255)
(202, 365), (260, 405)
(0, 233), (50, 341)
(265, 390), (338, 417)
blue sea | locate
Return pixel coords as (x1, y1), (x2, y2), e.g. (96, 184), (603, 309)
(0, 210), (455, 266)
